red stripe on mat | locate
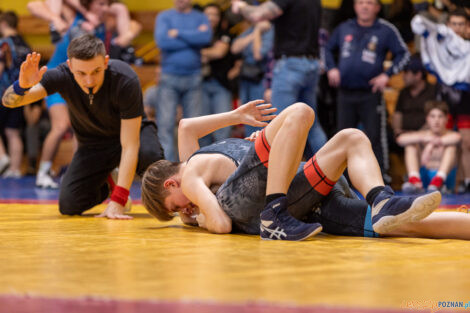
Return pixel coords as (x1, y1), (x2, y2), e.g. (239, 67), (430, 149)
(439, 204), (469, 209)
(0, 199), (58, 204)
(0, 295), (432, 313)
(0, 199), (143, 204)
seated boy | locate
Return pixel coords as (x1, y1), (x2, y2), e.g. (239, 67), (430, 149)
(397, 101), (461, 193)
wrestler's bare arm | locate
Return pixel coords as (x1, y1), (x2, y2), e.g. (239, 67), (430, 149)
(181, 162), (232, 234)
(178, 100), (276, 161)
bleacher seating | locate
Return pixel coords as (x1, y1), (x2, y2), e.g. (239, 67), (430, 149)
(17, 12), (160, 88)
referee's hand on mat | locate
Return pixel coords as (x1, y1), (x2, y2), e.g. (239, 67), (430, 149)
(96, 201), (133, 220)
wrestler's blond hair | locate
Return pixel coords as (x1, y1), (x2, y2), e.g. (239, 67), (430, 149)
(141, 160), (181, 221)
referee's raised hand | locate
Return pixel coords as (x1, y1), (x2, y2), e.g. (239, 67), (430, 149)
(19, 52), (47, 89)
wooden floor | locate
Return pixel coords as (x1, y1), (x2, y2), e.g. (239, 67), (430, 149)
(0, 202), (469, 313)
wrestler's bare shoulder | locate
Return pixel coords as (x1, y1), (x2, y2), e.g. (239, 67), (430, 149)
(185, 153), (238, 184)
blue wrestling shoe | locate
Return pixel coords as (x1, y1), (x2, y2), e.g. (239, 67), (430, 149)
(371, 186), (441, 234)
(260, 197), (322, 241)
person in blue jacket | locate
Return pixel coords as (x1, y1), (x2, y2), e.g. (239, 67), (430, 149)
(325, 0), (410, 176)
(154, 0), (212, 162)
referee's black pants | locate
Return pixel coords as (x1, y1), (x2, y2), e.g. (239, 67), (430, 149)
(59, 121), (164, 215)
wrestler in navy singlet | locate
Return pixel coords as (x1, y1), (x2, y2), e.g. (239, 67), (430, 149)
(188, 138), (252, 166)
(189, 138), (376, 236)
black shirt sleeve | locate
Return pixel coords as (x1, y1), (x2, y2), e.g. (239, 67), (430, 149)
(117, 77), (144, 119)
(271, 0), (292, 11)
(40, 67), (64, 95)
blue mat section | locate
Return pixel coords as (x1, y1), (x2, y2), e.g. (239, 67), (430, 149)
(0, 176), (142, 202)
(0, 176), (469, 206)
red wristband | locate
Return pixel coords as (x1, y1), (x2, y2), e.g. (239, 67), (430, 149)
(110, 185), (129, 206)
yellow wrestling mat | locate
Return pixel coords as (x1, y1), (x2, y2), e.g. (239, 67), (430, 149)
(0, 203), (469, 313)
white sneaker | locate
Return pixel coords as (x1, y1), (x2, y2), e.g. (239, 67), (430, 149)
(36, 172), (59, 189)
(0, 156), (10, 174)
(2, 169), (22, 179)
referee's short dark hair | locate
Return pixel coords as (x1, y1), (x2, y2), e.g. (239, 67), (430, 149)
(354, 0), (382, 6)
(67, 34), (106, 60)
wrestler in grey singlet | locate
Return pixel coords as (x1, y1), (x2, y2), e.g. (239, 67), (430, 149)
(188, 138), (252, 166)
(190, 139), (373, 236)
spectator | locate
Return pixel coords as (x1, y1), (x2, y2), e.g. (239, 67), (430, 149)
(325, 0), (410, 174)
(392, 54), (436, 138)
(143, 65), (161, 122)
(446, 7), (467, 37)
(387, 0), (415, 43)
(231, 0), (328, 157)
(412, 9), (470, 192)
(411, 10), (469, 87)
(199, 3), (235, 145)
(397, 101), (461, 193)
(155, 0), (212, 161)
(0, 11), (32, 178)
(466, 16), (470, 40)
(23, 100), (49, 175)
(27, 0), (140, 49)
(231, 20), (273, 138)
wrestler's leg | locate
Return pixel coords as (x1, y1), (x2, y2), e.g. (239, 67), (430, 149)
(314, 128), (383, 196)
(263, 102), (314, 195)
(311, 128), (441, 233)
(258, 102), (322, 240)
(385, 212), (470, 240)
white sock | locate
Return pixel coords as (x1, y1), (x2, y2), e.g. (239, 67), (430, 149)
(436, 171), (447, 180)
(465, 178), (470, 187)
(409, 171), (420, 179)
(38, 161), (52, 175)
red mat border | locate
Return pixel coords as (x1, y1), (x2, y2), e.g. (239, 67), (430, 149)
(0, 199), (142, 204)
(0, 295), (432, 313)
